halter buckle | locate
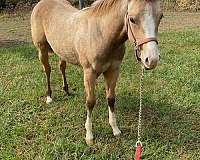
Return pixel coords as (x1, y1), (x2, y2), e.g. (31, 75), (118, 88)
(134, 43), (139, 50)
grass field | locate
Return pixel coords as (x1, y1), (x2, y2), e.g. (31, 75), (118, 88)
(0, 12), (200, 159)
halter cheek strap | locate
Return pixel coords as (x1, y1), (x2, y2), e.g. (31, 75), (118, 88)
(125, 13), (158, 61)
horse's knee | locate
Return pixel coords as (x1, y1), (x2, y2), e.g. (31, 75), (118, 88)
(86, 99), (96, 110)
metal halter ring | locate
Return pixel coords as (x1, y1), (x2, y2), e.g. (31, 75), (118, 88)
(136, 140), (142, 147)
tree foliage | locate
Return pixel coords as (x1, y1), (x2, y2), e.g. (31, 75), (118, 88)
(177, 0), (199, 10)
(0, 0), (199, 11)
(162, 0), (199, 11)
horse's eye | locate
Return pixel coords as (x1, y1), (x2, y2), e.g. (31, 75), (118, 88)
(130, 17), (136, 24)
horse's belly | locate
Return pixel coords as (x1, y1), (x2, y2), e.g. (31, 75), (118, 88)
(49, 41), (78, 64)
(59, 51), (79, 65)
(45, 28), (79, 65)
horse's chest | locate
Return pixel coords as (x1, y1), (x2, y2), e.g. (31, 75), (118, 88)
(90, 51), (123, 73)
(92, 61), (111, 73)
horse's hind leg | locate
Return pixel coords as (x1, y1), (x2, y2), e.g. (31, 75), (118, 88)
(103, 66), (121, 136)
(59, 60), (69, 95)
(37, 42), (52, 104)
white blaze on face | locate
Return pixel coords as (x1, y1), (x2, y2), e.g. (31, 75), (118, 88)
(143, 3), (156, 38)
(141, 3), (160, 68)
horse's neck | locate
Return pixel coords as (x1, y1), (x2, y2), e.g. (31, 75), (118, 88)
(99, 1), (128, 48)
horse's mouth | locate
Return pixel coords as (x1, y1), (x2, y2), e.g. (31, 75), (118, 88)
(138, 62), (151, 70)
(144, 65), (157, 70)
(145, 67), (150, 70)
(141, 59), (159, 70)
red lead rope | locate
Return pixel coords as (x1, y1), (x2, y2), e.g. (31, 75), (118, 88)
(134, 67), (144, 160)
(134, 143), (142, 160)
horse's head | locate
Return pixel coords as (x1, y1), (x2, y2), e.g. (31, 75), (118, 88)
(126, 0), (163, 70)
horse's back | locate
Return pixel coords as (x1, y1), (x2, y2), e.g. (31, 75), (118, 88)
(32, 0), (77, 17)
(31, 0), (77, 44)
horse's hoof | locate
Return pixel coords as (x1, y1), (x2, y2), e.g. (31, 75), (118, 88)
(63, 88), (71, 96)
(66, 92), (71, 96)
(86, 139), (94, 145)
(46, 96), (53, 104)
(113, 130), (121, 137)
(63, 86), (70, 95)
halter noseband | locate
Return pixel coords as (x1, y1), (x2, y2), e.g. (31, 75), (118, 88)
(125, 13), (158, 61)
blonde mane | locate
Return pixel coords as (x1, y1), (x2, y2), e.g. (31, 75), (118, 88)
(86, 0), (157, 16)
(87, 0), (125, 15)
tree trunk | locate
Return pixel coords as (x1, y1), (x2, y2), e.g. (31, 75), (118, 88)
(0, 0), (6, 9)
(79, 0), (85, 9)
(195, 0), (198, 11)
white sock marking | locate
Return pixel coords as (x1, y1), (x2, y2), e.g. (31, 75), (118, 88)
(85, 114), (93, 141)
(109, 107), (121, 136)
(46, 96), (52, 104)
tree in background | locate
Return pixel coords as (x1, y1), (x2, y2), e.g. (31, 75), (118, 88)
(194, 0), (199, 11)
(0, 0), (38, 10)
(0, 0), (6, 9)
(177, 0), (199, 10)
(0, 0), (199, 11)
(79, 0), (84, 9)
(177, 0), (189, 10)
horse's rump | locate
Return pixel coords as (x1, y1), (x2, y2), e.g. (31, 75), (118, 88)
(31, 0), (80, 64)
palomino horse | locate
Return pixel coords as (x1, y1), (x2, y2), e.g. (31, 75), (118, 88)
(31, 0), (163, 144)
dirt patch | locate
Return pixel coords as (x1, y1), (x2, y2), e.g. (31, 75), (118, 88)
(0, 38), (29, 48)
(160, 12), (200, 31)
(0, 11), (200, 47)
(0, 12), (32, 47)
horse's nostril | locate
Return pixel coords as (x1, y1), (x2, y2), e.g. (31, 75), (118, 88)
(145, 57), (149, 63)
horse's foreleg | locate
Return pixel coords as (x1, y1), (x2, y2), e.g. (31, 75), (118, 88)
(59, 60), (69, 95)
(38, 44), (52, 104)
(103, 67), (121, 136)
(83, 68), (97, 145)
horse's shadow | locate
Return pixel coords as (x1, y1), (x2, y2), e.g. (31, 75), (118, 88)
(101, 90), (200, 151)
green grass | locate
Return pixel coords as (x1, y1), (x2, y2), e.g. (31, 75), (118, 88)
(0, 28), (200, 159)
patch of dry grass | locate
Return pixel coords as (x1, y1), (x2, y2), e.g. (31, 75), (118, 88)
(160, 12), (200, 31)
(0, 12), (31, 45)
(0, 11), (200, 47)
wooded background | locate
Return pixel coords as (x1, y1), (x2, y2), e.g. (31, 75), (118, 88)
(0, 0), (199, 11)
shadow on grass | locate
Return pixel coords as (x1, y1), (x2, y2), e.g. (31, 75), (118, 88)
(0, 39), (30, 48)
(0, 41), (38, 60)
(117, 91), (200, 151)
